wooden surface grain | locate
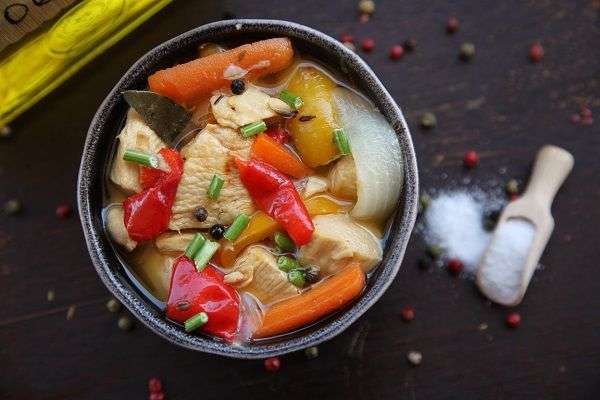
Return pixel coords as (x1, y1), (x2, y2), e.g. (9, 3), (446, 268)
(1, 1), (599, 399)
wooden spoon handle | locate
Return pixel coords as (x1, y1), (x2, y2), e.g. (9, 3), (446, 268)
(524, 145), (574, 207)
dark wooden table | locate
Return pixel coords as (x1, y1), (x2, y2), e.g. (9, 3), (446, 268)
(1, 1), (599, 399)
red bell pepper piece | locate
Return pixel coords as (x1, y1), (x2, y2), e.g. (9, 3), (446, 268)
(166, 256), (240, 342)
(235, 158), (314, 246)
(264, 127), (290, 144)
(123, 148), (183, 241)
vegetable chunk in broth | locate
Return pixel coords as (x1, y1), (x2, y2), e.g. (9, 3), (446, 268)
(103, 37), (403, 344)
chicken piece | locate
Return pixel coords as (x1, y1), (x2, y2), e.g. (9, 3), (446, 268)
(210, 86), (292, 129)
(328, 156), (357, 200)
(155, 231), (197, 254)
(298, 214), (382, 275)
(301, 175), (329, 198)
(169, 124), (255, 230)
(223, 246), (298, 304)
(130, 243), (174, 302)
(105, 206), (137, 251)
(110, 109), (166, 194)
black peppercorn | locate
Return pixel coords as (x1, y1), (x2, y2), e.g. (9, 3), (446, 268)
(194, 206), (208, 222)
(231, 79), (245, 95)
(209, 224), (226, 240)
(302, 266), (320, 284)
(403, 38), (417, 52)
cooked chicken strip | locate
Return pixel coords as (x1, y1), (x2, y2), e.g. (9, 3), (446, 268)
(328, 155), (357, 200)
(210, 86), (292, 129)
(155, 231), (197, 254)
(110, 109), (166, 194)
(298, 214), (382, 275)
(169, 124), (255, 230)
(105, 206), (137, 251)
(224, 246), (298, 304)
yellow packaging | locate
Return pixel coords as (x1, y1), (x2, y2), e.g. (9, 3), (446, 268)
(0, 0), (172, 127)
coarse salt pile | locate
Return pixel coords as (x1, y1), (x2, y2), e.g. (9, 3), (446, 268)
(477, 219), (536, 304)
(423, 190), (492, 273)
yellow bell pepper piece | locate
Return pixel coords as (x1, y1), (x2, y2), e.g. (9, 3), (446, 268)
(217, 211), (279, 267)
(305, 195), (348, 216)
(286, 67), (340, 168)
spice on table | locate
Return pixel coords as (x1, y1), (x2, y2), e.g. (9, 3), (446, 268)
(389, 45), (404, 60)
(149, 392), (165, 400)
(400, 306), (415, 322)
(305, 346), (319, 359)
(3, 199), (22, 215)
(343, 42), (356, 52)
(358, 0), (375, 14)
(418, 256), (432, 270)
(264, 356), (281, 372)
(447, 258), (464, 275)
(403, 38), (417, 52)
(47, 290), (55, 302)
(506, 312), (522, 328)
(194, 206), (208, 222)
(420, 112), (437, 129)
(446, 16), (459, 34)
(418, 193), (431, 214)
(361, 37), (375, 52)
(66, 305), (76, 320)
(459, 42), (475, 62)
(340, 32), (354, 43)
(0, 125), (12, 139)
(505, 179), (519, 195)
(580, 106), (592, 119)
(56, 204), (72, 219)
(359, 13), (370, 23)
(569, 113), (581, 125)
(148, 377), (162, 393)
(581, 117), (594, 126)
(106, 298), (121, 313)
(118, 315), (134, 331)
(406, 350), (422, 366)
(425, 244), (443, 259)
(528, 42), (544, 63)
(463, 150), (479, 169)
(230, 79), (245, 95)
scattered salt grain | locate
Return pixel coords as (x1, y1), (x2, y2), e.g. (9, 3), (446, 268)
(423, 191), (492, 272)
(477, 218), (535, 304)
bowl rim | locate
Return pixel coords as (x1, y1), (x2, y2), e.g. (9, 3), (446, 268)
(77, 18), (419, 359)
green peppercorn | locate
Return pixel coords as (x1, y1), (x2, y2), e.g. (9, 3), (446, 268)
(420, 112), (437, 129)
(505, 179), (519, 195)
(418, 193), (431, 214)
(118, 315), (134, 331)
(3, 199), (22, 215)
(425, 244), (443, 259)
(106, 298), (121, 313)
(305, 346), (319, 359)
(459, 43), (475, 62)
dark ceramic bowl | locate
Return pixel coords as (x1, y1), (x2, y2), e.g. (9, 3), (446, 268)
(78, 19), (419, 359)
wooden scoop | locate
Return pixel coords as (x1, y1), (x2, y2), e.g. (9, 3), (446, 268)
(476, 145), (574, 306)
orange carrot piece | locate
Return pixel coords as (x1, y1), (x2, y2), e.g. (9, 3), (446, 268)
(148, 38), (294, 106)
(252, 134), (312, 179)
(253, 263), (366, 338)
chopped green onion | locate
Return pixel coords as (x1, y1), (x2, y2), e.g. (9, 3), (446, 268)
(277, 256), (300, 272)
(274, 231), (296, 253)
(279, 90), (304, 110)
(207, 174), (225, 199)
(193, 240), (220, 272)
(184, 233), (206, 258)
(287, 269), (306, 288)
(223, 213), (250, 241)
(333, 128), (351, 155)
(184, 312), (209, 332)
(123, 149), (159, 168)
(240, 121), (267, 137)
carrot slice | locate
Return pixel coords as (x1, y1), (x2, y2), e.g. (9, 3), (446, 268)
(148, 38), (294, 106)
(253, 263), (366, 338)
(251, 134), (312, 179)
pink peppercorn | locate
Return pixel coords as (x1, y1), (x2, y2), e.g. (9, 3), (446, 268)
(340, 32), (354, 43)
(149, 393), (164, 400)
(148, 378), (162, 393)
(446, 17), (459, 34)
(401, 306), (415, 322)
(581, 117), (593, 126)
(361, 38), (375, 52)
(389, 45), (405, 60)
(56, 204), (72, 219)
(447, 258), (463, 275)
(463, 150), (479, 169)
(359, 13), (370, 24)
(580, 106), (592, 119)
(570, 114), (581, 125)
(506, 312), (521, 328)
(529, 42), (544, 63)
(264, 357), (281, 372)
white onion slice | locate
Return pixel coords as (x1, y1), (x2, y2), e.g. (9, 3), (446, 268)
(332, 87), (403, 221)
